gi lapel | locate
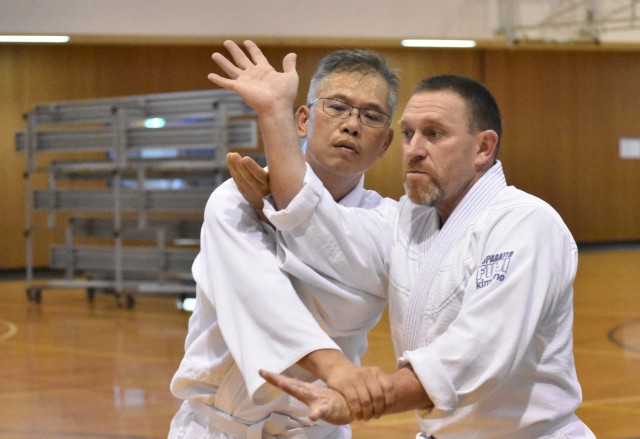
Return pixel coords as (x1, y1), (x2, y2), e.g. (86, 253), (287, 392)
(401, 162), (507, 352)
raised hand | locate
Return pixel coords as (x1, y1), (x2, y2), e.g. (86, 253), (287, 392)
(208, 40), (299, 116)
(259, 369), (352, 425)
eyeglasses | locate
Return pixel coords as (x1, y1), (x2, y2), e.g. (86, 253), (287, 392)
(308, 97), (391, 128)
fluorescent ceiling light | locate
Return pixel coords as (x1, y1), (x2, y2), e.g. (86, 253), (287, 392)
(402, 39), (476, 48)
(0, 35), (70, 43)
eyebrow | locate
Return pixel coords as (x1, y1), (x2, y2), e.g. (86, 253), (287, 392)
(325, 94), (388, 115)
(398, 116), (448, 131)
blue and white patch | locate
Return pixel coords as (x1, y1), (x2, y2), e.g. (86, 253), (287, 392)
(476, 251), (514, 289)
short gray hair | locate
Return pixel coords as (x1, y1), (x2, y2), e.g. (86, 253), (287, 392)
(307, 49), (399, 116)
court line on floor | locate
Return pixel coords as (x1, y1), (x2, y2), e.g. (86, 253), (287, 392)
(581, 393), (640, 408)
(574, 346), (640, 359)
(608, 318), (640, 355)
(0, 429), (153, 438)
(0, 319), (18, 342)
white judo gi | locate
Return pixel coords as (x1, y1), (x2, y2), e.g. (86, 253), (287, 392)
(264, 161), (595, 439)
(169, 174), (395, 439)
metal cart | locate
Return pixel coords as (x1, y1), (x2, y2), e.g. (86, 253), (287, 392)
(16, 89), (261, 307)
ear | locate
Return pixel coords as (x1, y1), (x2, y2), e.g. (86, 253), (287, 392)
(475, 130), (499, 166)
(295, 105), (311, 138)
(378, 128), (394, 158)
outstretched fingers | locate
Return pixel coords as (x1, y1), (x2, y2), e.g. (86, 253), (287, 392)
(223, 40), (256, 70)
(241, 40), (269, 66)
(259, 369), (352, 425)
(282, 52), (297, 74)
(211, 52), (241, 79)
(208, 40), (257, 87)
(207, 40), (299, 114)
(210, 40), (269, 80)
(260, 369), (314, 402)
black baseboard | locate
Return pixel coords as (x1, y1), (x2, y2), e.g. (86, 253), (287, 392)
(0, 268), (65, 281)
(577, 240), (640, 251)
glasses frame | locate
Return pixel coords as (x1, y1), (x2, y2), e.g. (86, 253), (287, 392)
(308, 97), (391, 128)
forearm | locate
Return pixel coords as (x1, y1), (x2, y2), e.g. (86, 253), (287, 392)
(296, 349), (350, 382)
(260, 357), (433, 422)
(207, 40), (304, 209)
(258, 109), (306, 210)
(264, 172), (395, 296)
(385, 365), (433, 414)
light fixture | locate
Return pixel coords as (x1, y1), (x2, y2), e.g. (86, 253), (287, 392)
(177, 297), (196, 312)
(143, 117), (166, 129)
(0, 35), (70, 43)
(401, 39), (477, 48)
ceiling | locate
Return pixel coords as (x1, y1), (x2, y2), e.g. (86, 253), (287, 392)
(1, 0), (639, 47)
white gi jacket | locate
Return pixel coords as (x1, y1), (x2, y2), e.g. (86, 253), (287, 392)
(264, 162), (595, 439)
(169, 174), (395, 438)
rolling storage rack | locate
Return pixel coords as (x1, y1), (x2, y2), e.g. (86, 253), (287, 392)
(16, 89), (261, 307)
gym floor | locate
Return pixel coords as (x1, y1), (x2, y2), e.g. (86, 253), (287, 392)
(0, 246), (638, 438)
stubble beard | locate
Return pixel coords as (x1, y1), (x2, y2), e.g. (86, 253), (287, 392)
(404, 177), (443, 206)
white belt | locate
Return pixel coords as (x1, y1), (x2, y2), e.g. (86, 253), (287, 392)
(188, 399), (338, 439)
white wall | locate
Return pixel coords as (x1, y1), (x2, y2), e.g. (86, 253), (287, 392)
(0, 0), (499, 44)
(1, 0), (638, 45)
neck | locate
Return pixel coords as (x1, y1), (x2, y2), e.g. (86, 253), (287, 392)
(310, 165), (361, 201)
(326, 175), (360, 201)
(436, 169), (488, 225)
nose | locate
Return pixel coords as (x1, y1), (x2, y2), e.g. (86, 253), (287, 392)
(404, 133), (427, 161)
(340, 109), (361, 137)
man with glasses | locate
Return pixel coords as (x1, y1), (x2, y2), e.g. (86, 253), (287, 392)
(168, 41), (398, 439)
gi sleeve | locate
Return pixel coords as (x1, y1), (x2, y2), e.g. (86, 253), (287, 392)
(400, 203), (578, 415)
(195, 179), (340, 404)
(264, 164), (396, 298)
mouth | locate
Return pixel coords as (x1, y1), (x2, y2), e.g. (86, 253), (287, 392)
(333, 140), (358, 154)
(406, 168), (427, 176)
(405, 168), (431, 183)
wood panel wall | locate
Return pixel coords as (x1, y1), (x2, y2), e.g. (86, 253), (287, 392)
(1, 43), (638, 269)
(484, 50), (640, 243)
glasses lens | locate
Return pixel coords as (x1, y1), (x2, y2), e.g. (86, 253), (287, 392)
(360, 109), (388, 128)
(319, 98), (388, 128)
(322, 99), (350, 118)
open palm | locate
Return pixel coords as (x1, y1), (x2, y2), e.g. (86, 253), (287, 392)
(208, 40), (299, 115)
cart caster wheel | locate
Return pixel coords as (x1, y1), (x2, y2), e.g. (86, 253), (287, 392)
(125, 295), (135, 309)
(27, 287), (42, 304)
